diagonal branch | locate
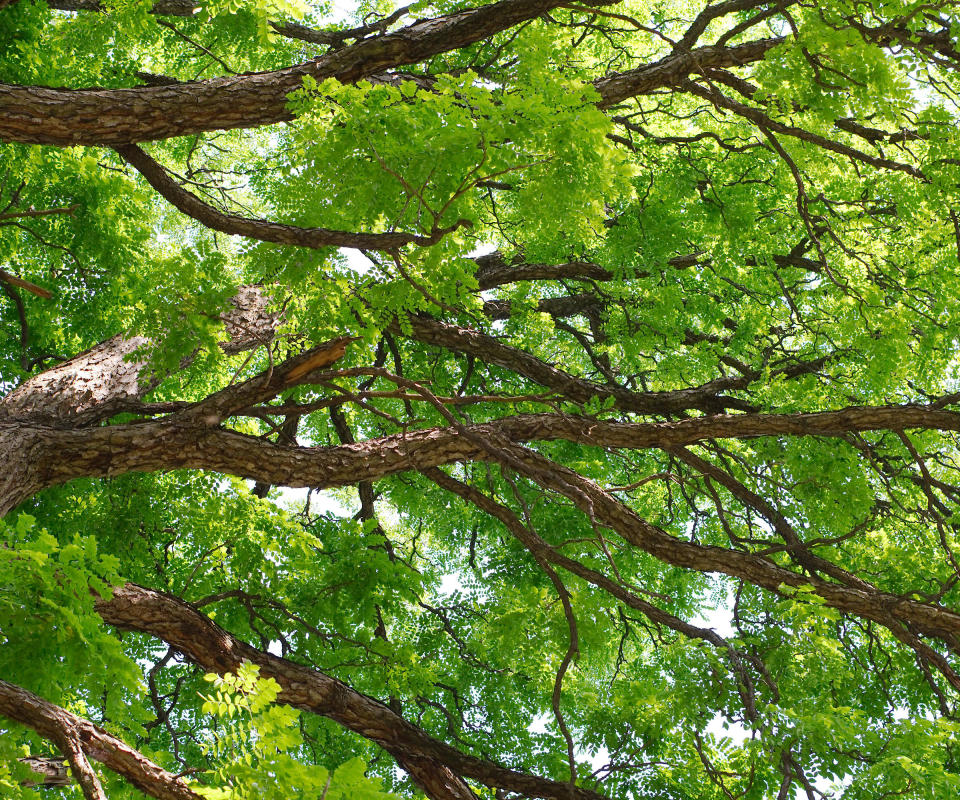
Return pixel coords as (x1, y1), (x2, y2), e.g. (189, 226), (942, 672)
(595, 36), (785, 108)
(11, 401), (960, 514)
(115, 145), (467, 251)
(0, 679), (202, 800)
(393, 314), (758, 414)
(0, 0), (605, 145)
(93, 583), (609, 800)
(0, 267), (53, 299)
(483, 439), (960, 687)
(680, 76), (926, 180)
(424, 466), (771, 721)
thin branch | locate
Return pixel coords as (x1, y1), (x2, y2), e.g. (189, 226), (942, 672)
(116, 144), (468, 251)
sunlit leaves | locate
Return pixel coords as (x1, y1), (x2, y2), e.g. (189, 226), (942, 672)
(197, 663), (398, 800)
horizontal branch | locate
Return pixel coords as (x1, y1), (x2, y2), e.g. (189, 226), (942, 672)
(116, 144), (463, 251)
(8, 401), (960, 515)
(46, 0), (198, 13)
(473, 252), (613, 288)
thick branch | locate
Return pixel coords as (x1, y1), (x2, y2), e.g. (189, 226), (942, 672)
(0, 267), (53, 299)
(0, 679), (202, 800)
(473, 252), (613, 288)
(9, 402), (960, 522)
(94, 583), (608, 800)
(45, 0), (198, 13)
(0, 334), (151, 425)
(492, 440), (960, 678)
(0, 0), (587, 145)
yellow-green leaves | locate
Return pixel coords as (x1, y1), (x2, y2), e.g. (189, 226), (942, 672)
(197, 664), (398, 800)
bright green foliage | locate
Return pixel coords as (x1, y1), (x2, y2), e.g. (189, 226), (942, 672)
(3, 0), (960, 799)
(0, 515), (141, 719)
(197, 663), (398, 800)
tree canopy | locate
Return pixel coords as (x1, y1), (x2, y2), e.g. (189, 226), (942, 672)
(3, 0), (960, 797)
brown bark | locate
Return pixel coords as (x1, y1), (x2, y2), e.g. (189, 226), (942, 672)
(481, 293), (603, 321)
(8, 402), (960, 517)
(0, 29), (780, 147)
(0, 679), (203, 800)
(20, 755), (71, 788)
(0, 267), (53, 299)
(473, 252), (613, 289)
(94, 583), (607, 800)
(45, 0), (197, 13)
(0, 334), (151, 425)
(115, 144), (467, 250)
(0, 0), (584, 146)
(0, 285), (282, 428)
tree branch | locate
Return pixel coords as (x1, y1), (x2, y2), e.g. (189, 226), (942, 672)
(0, 0), (596, 145)
(116, 144), (466, 250)
(93, 583), (609, 800)
(0, 679), (203, 800)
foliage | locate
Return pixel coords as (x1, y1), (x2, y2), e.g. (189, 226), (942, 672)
(2, 0), (960, 799)
(196, 663), (398, 800)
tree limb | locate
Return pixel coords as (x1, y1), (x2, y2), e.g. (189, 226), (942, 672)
(0, 679), (203, 800)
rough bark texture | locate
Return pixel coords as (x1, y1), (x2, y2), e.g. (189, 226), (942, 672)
(0, 334), (150, 425)
(95, 583), (606, 800)
(0, 680), (203, 800)
(219, 284), (281, 355)
(395, 314), (757, 414)
(8, 404), (960, 518)
(5, 396), (960, 659)
(473, 253), (613, 289)
(45, 0), (197, 12)
(0, 22), (777, 147)
(0, 0), (582, 145)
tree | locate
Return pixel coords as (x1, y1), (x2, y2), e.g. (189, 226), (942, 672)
(2, 0), (960, 796)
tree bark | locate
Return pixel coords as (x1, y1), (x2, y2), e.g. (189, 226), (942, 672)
(0, 334), (150, 425)
(0, 679), (203, 800)
(0, 0), (584, 146)
(8, 401), (960, 516)
(0, 26), (779, 147)
(95, 583), (607, 800)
